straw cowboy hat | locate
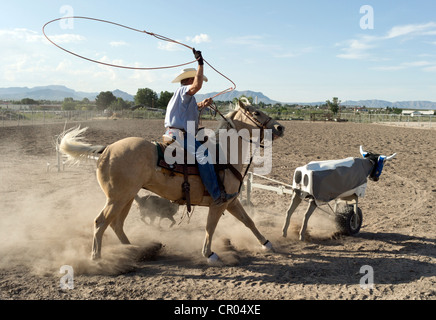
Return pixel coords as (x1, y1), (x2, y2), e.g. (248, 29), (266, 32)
(171, 68), (208, 83)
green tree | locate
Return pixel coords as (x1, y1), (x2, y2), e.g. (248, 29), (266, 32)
(62, 97), (76, 110)
(134, 88), (158, 108)
(326, 97), (341, 114)
(95, 91), (116, 110)
(21, 98), (38, 105)
(157, 91), (173, 109)
(110, 97), (130, 110)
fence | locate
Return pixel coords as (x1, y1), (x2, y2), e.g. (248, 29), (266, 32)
(1, 108), (434, 128)
(240, 172), (294, 205)
(339, 113), (435, 128)
(0, 109), (168, 127)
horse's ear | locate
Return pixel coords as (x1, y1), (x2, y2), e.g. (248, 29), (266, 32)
(238, 97), (249, 110)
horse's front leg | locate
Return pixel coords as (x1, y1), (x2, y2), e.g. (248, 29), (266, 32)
(202, 206), (225, 264)
(226, 199), (272, 251)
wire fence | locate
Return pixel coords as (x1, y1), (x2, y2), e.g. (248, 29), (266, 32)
(340, 113), (435, 128)
(1, 109), (434, 128)
(283, 112), (435, 128)
(0, 109), (167, 127)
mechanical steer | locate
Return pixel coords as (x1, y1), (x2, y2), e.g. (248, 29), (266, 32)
(282, 146), (396, 240)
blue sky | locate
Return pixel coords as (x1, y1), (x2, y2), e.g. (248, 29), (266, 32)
(1, 0), (436, 102)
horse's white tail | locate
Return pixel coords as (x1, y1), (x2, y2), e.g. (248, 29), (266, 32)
(58, 126), (105, 164)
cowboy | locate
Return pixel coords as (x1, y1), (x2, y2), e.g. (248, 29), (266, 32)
(164, 49), (237, 205)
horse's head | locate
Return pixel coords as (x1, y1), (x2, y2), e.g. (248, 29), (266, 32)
(231, 98), (285, 140)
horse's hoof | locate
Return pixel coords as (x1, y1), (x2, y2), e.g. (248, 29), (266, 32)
(262, 240), (273, 251)
(91, 252), (101, 260)
(207, 252), (220, 265)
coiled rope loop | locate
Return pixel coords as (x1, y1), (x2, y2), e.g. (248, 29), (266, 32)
(43, 16), (235, 99)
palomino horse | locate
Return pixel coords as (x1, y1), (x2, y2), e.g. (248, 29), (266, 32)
(59, 99), (285, 263)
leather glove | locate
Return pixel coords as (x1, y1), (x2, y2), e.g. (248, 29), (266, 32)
(193, 48), (204, 65)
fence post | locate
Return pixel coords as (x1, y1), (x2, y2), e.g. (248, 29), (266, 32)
(246, 172), (253, 205)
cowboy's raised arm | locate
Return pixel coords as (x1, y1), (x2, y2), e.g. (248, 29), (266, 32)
(188, 48), (204, 96)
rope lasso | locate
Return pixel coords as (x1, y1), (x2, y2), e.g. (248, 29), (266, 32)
(42, 16), (236, 99)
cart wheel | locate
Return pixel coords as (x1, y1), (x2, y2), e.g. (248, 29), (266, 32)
(335, 204), (363, 236)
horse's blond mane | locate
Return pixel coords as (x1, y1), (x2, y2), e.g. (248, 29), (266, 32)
(216, 98), (254, 131)
(217, 109), (238, 130)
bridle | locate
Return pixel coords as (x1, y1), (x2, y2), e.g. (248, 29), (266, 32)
(208, 102), (272, 132)
(206, 102), (273, 151)
(203, 102), (275, 192)
(239, 107), (273, 131)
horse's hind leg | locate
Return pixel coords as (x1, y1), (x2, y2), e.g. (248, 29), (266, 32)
(110, 198), (134, 245)
(91, 200), (128, 260)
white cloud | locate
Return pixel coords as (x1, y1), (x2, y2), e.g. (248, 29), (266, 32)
(386, 22), (436, 39)
(186, 33), (211, 44)
(110, 41), (128, 47)
(422, 65), (436, 72)
(372, 66), (406, 71)
(0, 28), (41, 42)
(157, 41), (184, 51)
(273, 47), (315, 59)
(227, 35), (264, 46)
(0, 28), (85, 44)
(337, 22), (436, 61)
(47, 33), (85, 44)
(156, 34), (210, 51)
(226, 34), (284, 53)
(336, 37), (376, 60)
(402, 61), (432, 67)
(371, 60), (436, 72)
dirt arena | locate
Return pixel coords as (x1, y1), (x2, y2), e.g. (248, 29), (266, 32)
(0, 118), (435, 300)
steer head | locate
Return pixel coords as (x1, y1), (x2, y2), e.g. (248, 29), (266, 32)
(360, 146), (396, 181)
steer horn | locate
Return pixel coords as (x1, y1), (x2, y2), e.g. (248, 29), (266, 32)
(385, 153), (397, 161)
(360, 145), (368, 157)
(361, 145), (396, 161)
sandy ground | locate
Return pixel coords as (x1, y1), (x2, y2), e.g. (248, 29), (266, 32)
(0, 119), (435, 301)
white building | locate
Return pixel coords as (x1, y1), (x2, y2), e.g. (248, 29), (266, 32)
(401, 110), (434, 116)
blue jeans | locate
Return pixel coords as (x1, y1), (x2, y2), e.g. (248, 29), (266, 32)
(184, 133), (222, 201)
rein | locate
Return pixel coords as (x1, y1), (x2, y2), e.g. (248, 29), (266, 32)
(205, 103), (272, 191)
(207, 102), (269, 149)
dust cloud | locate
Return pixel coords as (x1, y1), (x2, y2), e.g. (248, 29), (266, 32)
(0, 124), (338, 278)
(0, 152), (273, 276)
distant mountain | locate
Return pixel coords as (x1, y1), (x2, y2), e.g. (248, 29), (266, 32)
(0, 85), (134, 101)
(111, 89), (134, 101)
(342, 99), (436, 110)
(1, 85), (435, 110)
(196, 90), (279, 105)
